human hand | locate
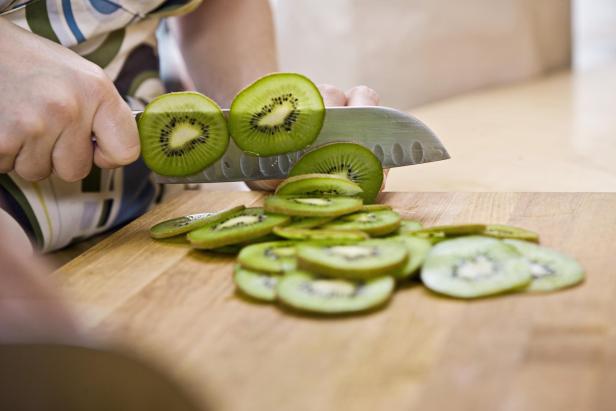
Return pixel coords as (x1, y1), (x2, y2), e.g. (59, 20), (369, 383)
(0, 19), (139, 182)
(246, 84), (382, 191)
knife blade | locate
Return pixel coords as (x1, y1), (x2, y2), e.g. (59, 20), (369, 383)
(134, 106), (449, 184)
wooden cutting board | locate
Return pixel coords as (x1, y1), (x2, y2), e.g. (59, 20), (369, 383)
(53, 192), (616, 411)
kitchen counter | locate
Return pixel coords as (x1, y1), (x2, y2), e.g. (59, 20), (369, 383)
(53, 190), (616, 411)
(387, 63), (616, 191)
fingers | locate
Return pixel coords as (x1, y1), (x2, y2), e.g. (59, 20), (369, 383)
(52, 124), (94, 182)
(12, 119), (58, 181)
(91, 76), (140, 169)
(318, 84), (347, 107)
(345, 85), (380, 106)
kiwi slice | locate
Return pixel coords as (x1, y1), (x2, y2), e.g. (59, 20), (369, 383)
(289, 142), (383, 204)
(503, 239), (584, 292)
(398, 220), (423, 234)
(277, 271), (395, 314)
(285, 216), (334, 229)
(412, 224), (486, 240)
(149, 205), (245, 239)
(390, 235), (432, 279)
(238, 241), (297, 273)
(188, 207), (290, 249)
(361, 204), (392, 212)
(209, 233), (281, 255)
(273, 226), (369, 241)
(483, 225), (540, 243)
(421, 236), (532, 299)
(138, 92), (229, 177)
(322, 210), (401, 237)
(297, 239), (408, 280)
(228, 73), (325, 156)
(234, 265), (279, 302)
(275, 173), (363, 197)
(264, 196), (362, 217)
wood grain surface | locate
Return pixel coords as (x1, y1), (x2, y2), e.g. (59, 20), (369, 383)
(53, 191), (616, 411)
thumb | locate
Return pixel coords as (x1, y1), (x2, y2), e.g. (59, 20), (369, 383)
(92, 89), (140, 168)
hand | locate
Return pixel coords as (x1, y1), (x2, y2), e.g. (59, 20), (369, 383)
(246, 84), (381, 191)
(0, 19), (139, 182)
(0, 211), (80, 343)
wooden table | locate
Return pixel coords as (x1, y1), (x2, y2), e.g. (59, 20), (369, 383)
(387, 63), (616, 191)
(53, 191), (616, 411)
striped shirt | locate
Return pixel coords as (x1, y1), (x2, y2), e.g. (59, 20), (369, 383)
(0, 0), (201, 251)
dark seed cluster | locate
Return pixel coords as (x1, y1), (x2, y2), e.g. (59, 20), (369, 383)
(160, 115), (209, 156)
(325, 165), (359, 181)
(249, 93), (300, 135)
(214, 214), (266, 231)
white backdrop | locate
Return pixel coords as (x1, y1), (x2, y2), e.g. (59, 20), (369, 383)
(271, 0), (571, 109)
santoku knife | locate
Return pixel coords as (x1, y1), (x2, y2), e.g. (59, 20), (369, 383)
(132, 106), (449, 184)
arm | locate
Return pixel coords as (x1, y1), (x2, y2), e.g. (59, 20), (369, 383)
(171, 0), (278, 108)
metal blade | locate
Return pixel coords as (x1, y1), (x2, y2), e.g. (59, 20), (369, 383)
(143, 106), (449, 184)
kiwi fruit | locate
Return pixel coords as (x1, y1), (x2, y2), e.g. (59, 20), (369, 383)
(289, 142), (384, 204)
(412, 224), (486, 242)
(138, 91), (229, 176)
(276, 270), (395, 314)
(322, 210), (401, 237)
(188, 207), (290, 249)
(264, 196), (363, 217)
(398, 220), (423, 234)
(297, 239), (408, 280)
(275, 173), (363, 197)
(421, 236), (532, 299)
(209, 234), (281, 255)
(503, 239), (584, 292)
(390, 235), (432, 279)
(234, 266), (279, 302)
(285, 216), (334, 229)
(149, 205), (245, 239)
(238, 241), (297, 273)
(483, 225), (540, 243)
(228, 73), (325, 156)
(361, 204), (392, 212)
(273, 227), (369, 242)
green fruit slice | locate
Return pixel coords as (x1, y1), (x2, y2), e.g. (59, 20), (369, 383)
(413, 224), (486, 237)
(421, 236), (532, 299)
(275, 173), (363, 197)
(289, 142), (383, 204)
(138, 91), (229, 177)
(264, 196), (363, 217)
(322, 210), (401, 237)
(361, 204), (392, 212)
(285, 216), (334, 229)
(187, 207), (290, 249)
(504, 239), (584, 292)
(389, 235), (432, 279)
(273, 227), (369, 241)
(149, 205), (245, 239)
(228, 73), (325, 156)
(297, 239), (408, 280)
(234, 265), (279, 302)
(277, 271), (395, 314)
(238, 241), (297, 273)
(398, 220), (423, 234)
(483, 225), (540, 243)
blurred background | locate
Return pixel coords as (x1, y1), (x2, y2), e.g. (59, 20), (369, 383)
(159, 0), (616, 193)
(160, 0), (616, 110)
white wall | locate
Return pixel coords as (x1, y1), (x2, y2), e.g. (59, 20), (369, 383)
(271, 0), (571, 109)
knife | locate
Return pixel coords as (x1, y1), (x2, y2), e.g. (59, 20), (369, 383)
(133, 106), (449, 184)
